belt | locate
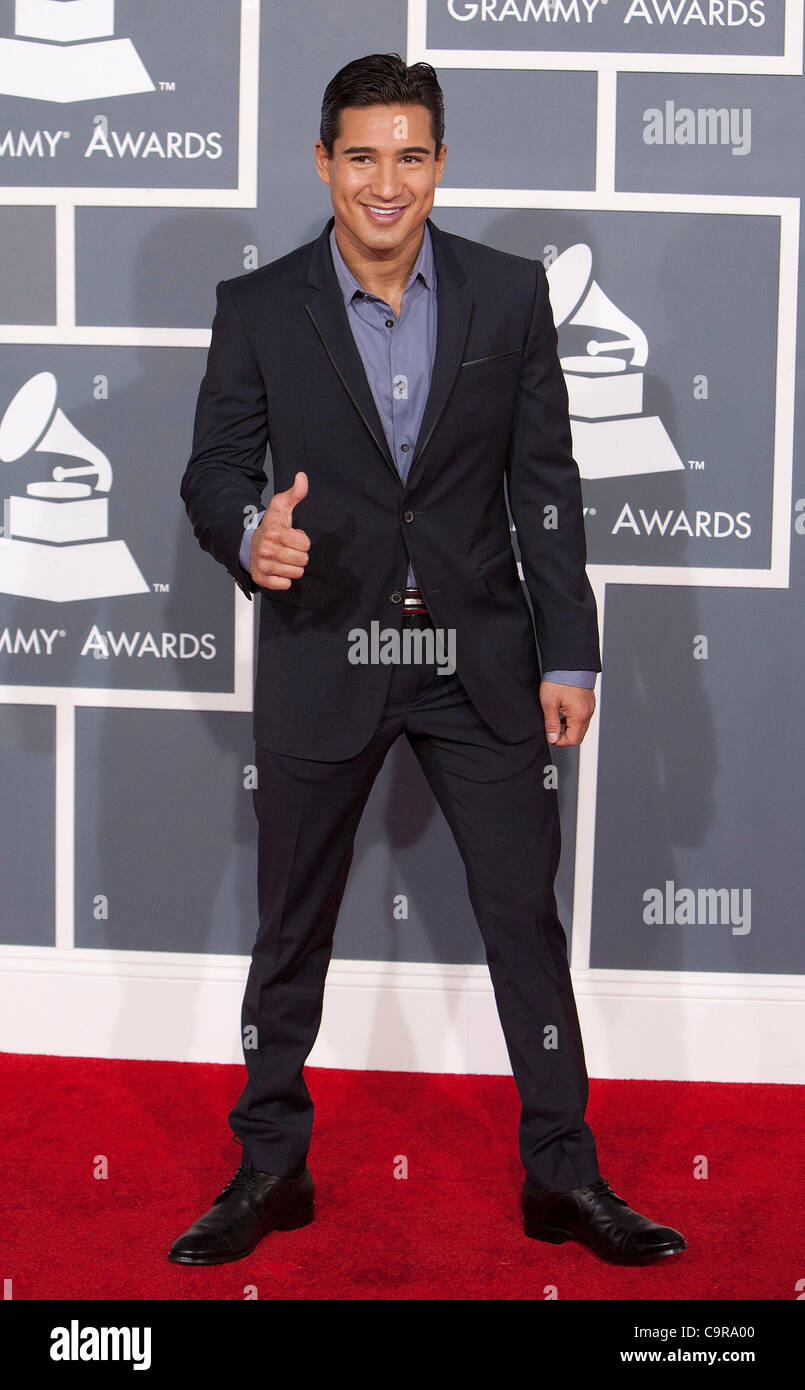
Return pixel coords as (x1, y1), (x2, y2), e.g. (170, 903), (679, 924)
(403, 587), (429, 615)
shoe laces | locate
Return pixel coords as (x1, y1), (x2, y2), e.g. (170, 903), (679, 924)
(581, 1176), (627, 1205)
(214, 1154), (260, 1204)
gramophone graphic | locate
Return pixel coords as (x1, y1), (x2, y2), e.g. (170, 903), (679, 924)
(0, 371), (149, 602)
(0, 0), (154, 103)
(546, 244), (685, 480)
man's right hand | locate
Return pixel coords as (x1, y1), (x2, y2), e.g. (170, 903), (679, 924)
(248, 471), (311, 588)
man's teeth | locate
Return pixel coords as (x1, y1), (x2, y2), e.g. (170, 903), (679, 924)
(368, 206), (402, 214)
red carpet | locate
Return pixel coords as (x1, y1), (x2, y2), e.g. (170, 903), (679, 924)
(2, 1053), (800, 1300)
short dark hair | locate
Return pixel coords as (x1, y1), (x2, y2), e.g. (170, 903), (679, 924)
(320, 52), (445, 160)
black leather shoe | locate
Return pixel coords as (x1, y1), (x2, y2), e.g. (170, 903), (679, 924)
(521, 1176), (686, 1265)
(168, 1151), (314, 1265)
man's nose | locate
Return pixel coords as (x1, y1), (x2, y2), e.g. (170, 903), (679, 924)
(370, 162), (405, 200)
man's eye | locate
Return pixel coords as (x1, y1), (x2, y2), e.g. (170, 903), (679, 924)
(349, 155), (422, 164)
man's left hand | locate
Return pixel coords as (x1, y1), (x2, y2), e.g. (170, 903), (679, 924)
(540, 681), (596, 747)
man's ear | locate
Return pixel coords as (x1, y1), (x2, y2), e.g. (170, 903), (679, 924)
(434, 142), (447, 186)
(314, 140), (331, 186)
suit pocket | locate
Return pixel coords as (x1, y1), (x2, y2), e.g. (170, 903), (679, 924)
(478, 545), (521, 596)
(460, 348), (522, 370)
(260, 569), (326, 610)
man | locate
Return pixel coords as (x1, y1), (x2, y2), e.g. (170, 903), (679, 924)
(173, 53), (686, 1269)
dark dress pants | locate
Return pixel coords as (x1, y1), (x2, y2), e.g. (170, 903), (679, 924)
(228, 615), (601, 1193)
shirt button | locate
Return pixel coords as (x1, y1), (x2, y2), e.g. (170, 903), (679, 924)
(400, 442), (410, 453)
(389, 591), (403, 604)
(403, 510), (414, 523)
(385, 318), (394, 328)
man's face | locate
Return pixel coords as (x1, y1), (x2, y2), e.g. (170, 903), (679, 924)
(315, 103), (446, 258)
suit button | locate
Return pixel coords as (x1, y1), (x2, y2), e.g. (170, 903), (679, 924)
(389, 591), (403, 604)
(403, 509), (414, 523)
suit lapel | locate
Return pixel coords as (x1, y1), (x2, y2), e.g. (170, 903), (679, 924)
(407, 218), (474, 488)
(305, 216), (399, 485)
(304, 216), (474, 491)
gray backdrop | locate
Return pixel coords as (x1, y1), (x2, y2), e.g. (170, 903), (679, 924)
(1, 1), (803, 984)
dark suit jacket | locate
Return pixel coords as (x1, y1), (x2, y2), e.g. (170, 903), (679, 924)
(180, 214), (601, 760)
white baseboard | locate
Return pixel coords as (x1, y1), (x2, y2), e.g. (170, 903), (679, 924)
(0, 946), (802, 1084)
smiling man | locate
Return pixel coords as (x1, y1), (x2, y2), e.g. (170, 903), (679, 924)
(175, 53), (686, 1270)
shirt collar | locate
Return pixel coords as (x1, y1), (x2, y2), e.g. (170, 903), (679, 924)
(329, 221), (435, 307)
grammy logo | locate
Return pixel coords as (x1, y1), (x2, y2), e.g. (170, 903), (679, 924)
(0, 1), (154, 104)
(0, 371), (148, 602)
(546, 244), (685, 481)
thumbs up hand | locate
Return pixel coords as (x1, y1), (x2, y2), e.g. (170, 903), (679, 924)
(248, 471), (311, 589)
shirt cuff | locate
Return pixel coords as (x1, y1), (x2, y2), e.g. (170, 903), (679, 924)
(542, 670), (597, 688)
(239, 509), (265, 574)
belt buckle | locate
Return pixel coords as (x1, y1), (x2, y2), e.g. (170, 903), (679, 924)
(403, 587), (428, 616)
